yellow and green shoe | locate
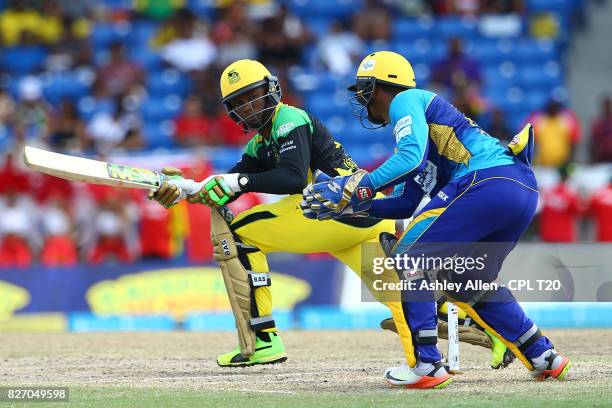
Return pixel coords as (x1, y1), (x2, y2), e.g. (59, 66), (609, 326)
(217, 332), (287, 367)
(487, 330), (516, 369)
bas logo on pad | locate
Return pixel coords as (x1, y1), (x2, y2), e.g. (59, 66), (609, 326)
(357, 187), (373, 201)
(221, 239), (231, 256)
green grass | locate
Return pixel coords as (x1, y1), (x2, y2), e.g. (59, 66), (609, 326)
(12, 386), (612, 408)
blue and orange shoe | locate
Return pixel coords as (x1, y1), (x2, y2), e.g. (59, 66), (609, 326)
(531, 350), (572, 381)
(384, 362), (452, 389)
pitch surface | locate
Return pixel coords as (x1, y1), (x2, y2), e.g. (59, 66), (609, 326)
(1, 330), (610, 407)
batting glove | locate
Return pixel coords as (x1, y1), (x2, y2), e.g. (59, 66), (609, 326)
(188, 173), (240, 207)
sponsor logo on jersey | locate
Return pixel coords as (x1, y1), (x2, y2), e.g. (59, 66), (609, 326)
(357, 186), (373, 201)
(437, 191), (449, 201)
(276, 121), (296, 137)
(394, 115), (413, 142)
(413, 160), (438, 194)
(279, 139), (296, 154)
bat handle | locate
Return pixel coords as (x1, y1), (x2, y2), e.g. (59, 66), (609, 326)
(165, 178), (205, 201)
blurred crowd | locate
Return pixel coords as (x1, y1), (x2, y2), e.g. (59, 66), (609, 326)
(0, 0), (610, 267)
(537, 165), (612, 243)
(0, 151), (268, 267)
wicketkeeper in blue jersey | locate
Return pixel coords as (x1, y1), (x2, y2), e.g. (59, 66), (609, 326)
(301, 51), (571, 389)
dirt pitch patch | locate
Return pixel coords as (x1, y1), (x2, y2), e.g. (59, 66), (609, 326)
(1, 329), (611, 407)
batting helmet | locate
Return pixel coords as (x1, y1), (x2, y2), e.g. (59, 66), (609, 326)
(220, 59), (282, 131)
(348, 51), (416, 128)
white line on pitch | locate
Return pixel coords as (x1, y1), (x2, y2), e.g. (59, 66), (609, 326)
(80, 371), (339, 383)
(237, 388), (296, 395)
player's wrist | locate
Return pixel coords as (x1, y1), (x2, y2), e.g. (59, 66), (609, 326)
(343, 171), (374, 209)
(223, 173), (241, 193)
(354, 173), (375, 203)
(237, 174), (250, 191)
(201, 173), (242, 206)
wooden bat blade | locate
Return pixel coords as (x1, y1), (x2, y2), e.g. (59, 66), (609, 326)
(23, 146), (162, 189)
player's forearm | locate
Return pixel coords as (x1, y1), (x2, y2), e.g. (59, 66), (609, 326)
(369, 196), (419, 219)
(243, 165), (308, 194)
(241, 130), (311, 194)
(228, 154), (264, 175)
(369, 150), (427, 191)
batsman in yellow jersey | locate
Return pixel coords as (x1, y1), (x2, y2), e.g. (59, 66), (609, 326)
(149, 59), (511, 371)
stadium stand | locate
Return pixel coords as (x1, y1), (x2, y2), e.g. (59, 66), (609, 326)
(0, 0), (608, 266)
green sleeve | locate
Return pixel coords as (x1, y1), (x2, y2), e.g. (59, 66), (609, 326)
(271, 105), (313, 142)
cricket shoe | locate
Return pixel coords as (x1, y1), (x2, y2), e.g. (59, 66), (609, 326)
(217, 332), (287, 367)
(486, 330), (516, 369)
(384, 361), (452, 389)
(530, 349), (571, 381)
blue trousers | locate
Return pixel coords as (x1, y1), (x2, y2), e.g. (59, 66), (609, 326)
(393, 162), (552, 365)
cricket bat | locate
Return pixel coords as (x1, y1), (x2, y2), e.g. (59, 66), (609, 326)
(23, 145), (203, 199)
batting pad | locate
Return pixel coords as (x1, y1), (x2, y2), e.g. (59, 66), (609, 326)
(211, 208), (273, 357)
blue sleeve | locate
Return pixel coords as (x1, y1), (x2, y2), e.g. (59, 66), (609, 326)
(368, 90), (434, 191)
(369, 180), (425, 219)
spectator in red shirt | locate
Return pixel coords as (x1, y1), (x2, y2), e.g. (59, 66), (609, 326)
(174, 95), (218, 147)
(0, 153), (30, 195)
(591, 97), (612, 163)
(211, 105), (252, 146)
(588, 178), (612, 242)
(40, 199), (78, 267)
(138, 195), (174, 259)
(0, 190), (38, 268)
(87, 194), (136, 264)
(538, 167), (582, 242)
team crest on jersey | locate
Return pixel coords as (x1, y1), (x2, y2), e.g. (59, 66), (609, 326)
(360, 59), (376, 72)
(228, 70), (240, 85)
(357, 187), (373, 201)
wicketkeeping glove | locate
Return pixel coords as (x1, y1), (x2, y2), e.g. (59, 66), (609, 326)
(301, 169), (374, 220)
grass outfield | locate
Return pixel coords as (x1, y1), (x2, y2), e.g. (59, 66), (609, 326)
(47, 386), (612, 408)
(1, 330), (611, 407)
